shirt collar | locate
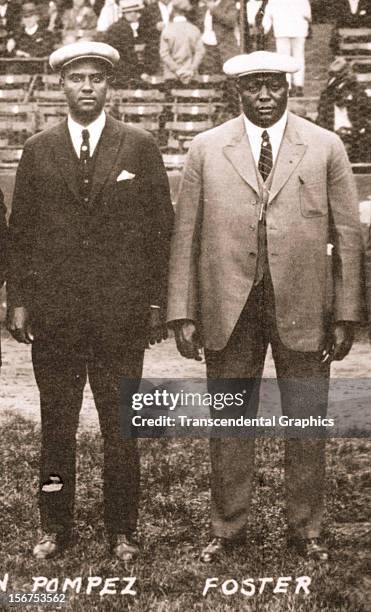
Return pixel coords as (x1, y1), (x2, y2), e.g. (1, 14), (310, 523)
(67, 111), (106, 141)
(243, 110), (288, 142)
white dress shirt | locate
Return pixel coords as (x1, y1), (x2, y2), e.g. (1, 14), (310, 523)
(0, 4), (8, 19)
(159, 1), (172, 26)
(334, 105), (352, 130)
(67, 111), (106, 158)
(348, 0), (360, 14)
(202, 9), (217, 46)
(243, 111), (288, 168)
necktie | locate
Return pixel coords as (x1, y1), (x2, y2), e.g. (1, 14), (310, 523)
(258, 130), (273, 183)
(80, 129), (91, 205)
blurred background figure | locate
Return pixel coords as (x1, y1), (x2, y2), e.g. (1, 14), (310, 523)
(317, 57), (370, 163)
(87, 0), (105, 15)
(96, 0), (120, 32)
(102, 0), (141, 85)
(196, 0), (239, 75)
(0, 0), (21, 56)
(329, 0), (371, 54)
(263, 0), (311, 96)
(45, 1), (65, 43)
(160, 0), (204, 85)
(246, 0), (269, 51)
(12, 2), (56, 65)
(330, 0), (371, 29)
(138, 0), (172, 75)
(119, 0), (143, 39)
(62, 0), (97, 42)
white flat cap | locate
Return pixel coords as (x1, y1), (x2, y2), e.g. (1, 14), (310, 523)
(223, 51), (300, 78)
(49, 41), (120, 72)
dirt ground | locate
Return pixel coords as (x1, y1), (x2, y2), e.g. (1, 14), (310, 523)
(1, 329), (370, 435)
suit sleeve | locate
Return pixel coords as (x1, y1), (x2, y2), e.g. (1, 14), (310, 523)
(211, 0), (238, 30)
(143, 135), (174, 313)
(7, 142), (38, 308)
(327, 134), (363, 322)
(0, 188), (7, 288)
(167, 137), (203, 325)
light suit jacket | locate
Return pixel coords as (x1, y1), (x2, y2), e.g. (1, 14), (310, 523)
(167, 112), (363, 351)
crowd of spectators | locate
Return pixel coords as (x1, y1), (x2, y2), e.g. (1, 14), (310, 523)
(0, 1), (369, 161)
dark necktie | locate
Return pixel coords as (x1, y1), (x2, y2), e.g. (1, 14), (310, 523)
(258, 129), (273, 183)
(80, 129), (91, 205)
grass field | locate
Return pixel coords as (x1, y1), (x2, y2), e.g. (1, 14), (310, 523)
(1, 413), (369, 611)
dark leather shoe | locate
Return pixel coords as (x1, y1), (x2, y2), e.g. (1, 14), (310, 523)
(200, 537), (235, 563)
(112, 534), (139, 562)
(288, 536), (329, 562)
(33, 532), (60, 559)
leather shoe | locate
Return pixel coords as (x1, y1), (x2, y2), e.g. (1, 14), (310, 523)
(288, 536), (329, 562)
(33, 532), (60, 559)
(200, 537), (234, 563)
(112, 534), (139, 562)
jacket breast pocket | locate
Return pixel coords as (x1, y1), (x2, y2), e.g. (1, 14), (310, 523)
(299, 178), (328, 218)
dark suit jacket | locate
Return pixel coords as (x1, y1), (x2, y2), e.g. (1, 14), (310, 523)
(0, 2), (21, 37)
(331, 0), (371, 28)
(103, 18), (138, 81)
(196, 0), (239, 63)
(8, 116), (173, 346)
(138, 3), (163, 74)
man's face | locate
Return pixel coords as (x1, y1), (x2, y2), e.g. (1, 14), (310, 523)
(22, 13), (39, 28)
(237, 72), (288, 127)
(123, 9), (140, 22)
(61, 59), (109, 124)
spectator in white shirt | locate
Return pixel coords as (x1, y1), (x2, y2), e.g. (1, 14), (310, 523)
(263, 0), (311, 96)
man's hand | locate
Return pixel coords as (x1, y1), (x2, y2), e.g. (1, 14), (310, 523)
(147, 307), (167, 347)
(322, 322), (355, 363)
(7, 306), (34, 344)
(173, 319), (203, 361)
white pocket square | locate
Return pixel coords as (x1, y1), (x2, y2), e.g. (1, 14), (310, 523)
(117, 170), (136, 182)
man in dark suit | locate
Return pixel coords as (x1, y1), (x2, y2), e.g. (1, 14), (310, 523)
(102, 0), (140, 85)
(7, 41), (173, 560)
(138, 0), (172, 75)
(330, 0), (371, 28)
(167, 51), (363, 563)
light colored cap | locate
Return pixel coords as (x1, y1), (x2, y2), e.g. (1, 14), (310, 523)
(329, 57), (349, 74)
(223, 51), (300, 78)
(49, 41), (120, 72)
(172, 0), (192, 11)
(119, 0), (144, 12)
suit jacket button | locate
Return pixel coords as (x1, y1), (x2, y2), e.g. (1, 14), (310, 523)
(249, 224), (255, 230)
(83, 239), (89, 247)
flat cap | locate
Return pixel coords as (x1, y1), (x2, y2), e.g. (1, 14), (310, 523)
(49, 41), (120, 72)
(223, 51), (300, 78)
(119, 0), (144, 11)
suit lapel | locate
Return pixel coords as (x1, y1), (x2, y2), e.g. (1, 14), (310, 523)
(268, 113), (307, 204)
(51, 120), (81, 206)
(50, 116), (125, 211)
(89, 115), (124, 208)
(223, 115), (260, 195)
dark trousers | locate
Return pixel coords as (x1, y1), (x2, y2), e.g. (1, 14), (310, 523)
(32, 319), (145, 537)
(205, 273), (330, 540)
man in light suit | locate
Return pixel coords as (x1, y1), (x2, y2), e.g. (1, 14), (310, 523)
(167, 51), (362, 563)
(7, 41), (173, 560)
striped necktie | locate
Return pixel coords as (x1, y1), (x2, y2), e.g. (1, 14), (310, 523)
(258, 129), (273, 182)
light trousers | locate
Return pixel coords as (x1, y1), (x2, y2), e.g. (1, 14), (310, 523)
(275, 36), (306, 87)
